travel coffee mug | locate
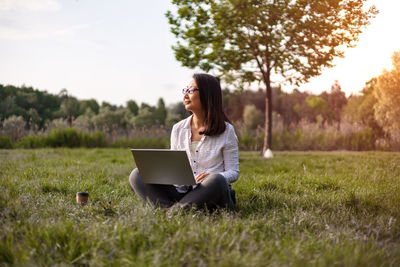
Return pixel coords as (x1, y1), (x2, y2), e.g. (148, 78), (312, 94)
(76, 192), (89, 204)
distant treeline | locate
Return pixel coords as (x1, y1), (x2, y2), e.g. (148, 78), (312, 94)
(0, 72), (399, 151)
(0, 84), (60, 129)
(0, 84), (186, 130)
(0, 82), (370, 131)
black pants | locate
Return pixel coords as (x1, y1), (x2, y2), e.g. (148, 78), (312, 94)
(129, 168), (234, 210)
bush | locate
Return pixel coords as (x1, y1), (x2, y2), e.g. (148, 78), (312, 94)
(348, 128), (376, 151)
(82, 131), (107, 148)
(4, 129), (109, 149)
(2, 115), (26, 141)
(1, 127), (171, 149)
(243, 105), (264, 131)
(0, 135), (13, 149)
(15, 135), (45, 149)
(1, 123), (384, 151)
(45, 128), (82, 148)
(239, 125), (378, 151)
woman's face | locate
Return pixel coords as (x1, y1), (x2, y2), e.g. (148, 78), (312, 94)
(183, 79), (202, 112)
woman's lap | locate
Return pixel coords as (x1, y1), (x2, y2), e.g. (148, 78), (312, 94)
(129, 168), (183, 208)
(129, 169), (234, 210)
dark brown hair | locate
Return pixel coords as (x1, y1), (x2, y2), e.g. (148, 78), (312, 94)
(193, 73), (231, 136)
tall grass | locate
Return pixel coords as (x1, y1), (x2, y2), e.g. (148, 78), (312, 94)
(1, 149), (399, 266)
(0, 128), (169, 149)
(237, 122), (394, 151)
(1, 121), (399, 151)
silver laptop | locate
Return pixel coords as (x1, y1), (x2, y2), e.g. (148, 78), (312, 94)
(130, 149), (196, 185)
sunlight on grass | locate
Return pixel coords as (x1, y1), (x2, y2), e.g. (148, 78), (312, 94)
(0, 149), (399, 266)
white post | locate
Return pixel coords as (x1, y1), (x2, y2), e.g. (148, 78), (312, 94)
(263, 149), (274, 158)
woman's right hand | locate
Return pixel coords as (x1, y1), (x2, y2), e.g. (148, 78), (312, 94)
(195, 172), (209, 183)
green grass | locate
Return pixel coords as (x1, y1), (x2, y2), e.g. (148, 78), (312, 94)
(1, 149), (400, 266)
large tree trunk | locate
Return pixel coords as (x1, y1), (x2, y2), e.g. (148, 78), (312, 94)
(262, 72), (273, 157)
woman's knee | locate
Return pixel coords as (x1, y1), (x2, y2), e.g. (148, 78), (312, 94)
(204, 173), (228, 188)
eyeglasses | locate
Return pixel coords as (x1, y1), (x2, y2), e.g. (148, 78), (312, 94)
(182, 87), (199, 95)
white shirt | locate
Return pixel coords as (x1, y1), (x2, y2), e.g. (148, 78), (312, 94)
(170, 115), (239, 184)
(190, 141), (200, 157)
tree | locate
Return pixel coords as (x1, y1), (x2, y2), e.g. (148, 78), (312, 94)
(60, 97), (80, 126)
(1, 115), (26, 141)
(0, 95), (18, 120)
(134, 107), (158, 128)
(327, 80), (347, 129)
(342, 78), (383, 136)
(80, 99), (100, 115)
(58, 88), (69, 102)
(374, 50), (400, 141)
(140, 102), (155, 112)
(101, 101), (118, 111)
(126, 100), (139, 116)
(154, 98), (168, 125)
(169, 102), (190, 119)
(27, 108), (41, 129)
(166, 0), (377, 156)
(243, 104), (263, 131)
(305, 96), (331, 126)
(92, 106), (130, 134)
(75, 108), (96, 132)
(0, 84), (59, 128)
(167, 102), (191, 126)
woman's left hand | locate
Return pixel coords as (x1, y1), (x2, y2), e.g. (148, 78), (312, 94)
(195, 172), (209, 183)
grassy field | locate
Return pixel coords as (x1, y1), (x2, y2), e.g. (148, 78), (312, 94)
(1, 149), (400, 266)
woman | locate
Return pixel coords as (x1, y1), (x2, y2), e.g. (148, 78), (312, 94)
(129, 73), (239, 210)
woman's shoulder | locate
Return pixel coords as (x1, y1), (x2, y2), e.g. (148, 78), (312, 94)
(223, 121), (238, 141)
(172, 116), (192, 131)
(224, 121), (236, 133)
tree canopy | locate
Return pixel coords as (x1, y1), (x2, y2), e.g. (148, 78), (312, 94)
(0, 85), (171, 131)
(342, 78), (383, 136)
(166, 0), (378, 154)
(374, 50), (400, 140)
(0, 84), (60, 128)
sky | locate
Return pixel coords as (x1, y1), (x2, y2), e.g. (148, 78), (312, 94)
(0, 0), (399, 107)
